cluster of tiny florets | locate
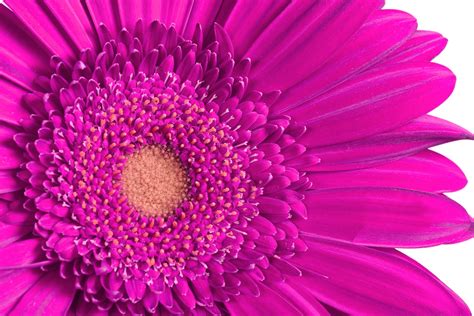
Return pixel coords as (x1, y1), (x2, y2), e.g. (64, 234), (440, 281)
(54, 72), (258, 280)
(17, 21), (309, 314)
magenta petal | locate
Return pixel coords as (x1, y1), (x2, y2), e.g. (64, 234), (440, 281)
(117, 0), (151, 30)
(0, 144), (24, 170)
(300, 188), (471, 247)
(182, 0), (222, 38)
(273, 9), (417, 114)
(74, 300), (108, 316)
(0, 239), (42, 268)
(9, 270), (76, 315)
(0, 222), (32, 248)
(288, 63), (456, 146)
(225, 283), (311, 315)
(384, 30), (448, 64)
(249, 0), (382, 91)
(0, 269), (43, 314)
(43, 0), (96, 51)
(118, 0), (194, 32)
(125, 278), (146, 303)
(291, 236), (470, 315)
(273, 280), (331, 316)
(0, 79), (30, 125)
(310, 150), (467, 193)
(0, 46), (38, 90)
(4, 0), (76, 60)
(224, 0), (289, 59)
(0, 170), (25, 194)
(0, 6), (51, 88)
(161, 0), (195, 34)
(84, 0), (121, 37)
(305, 115), (472, 171)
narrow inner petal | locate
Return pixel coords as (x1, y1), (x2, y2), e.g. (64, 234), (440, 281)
(121, 146), (188, 217)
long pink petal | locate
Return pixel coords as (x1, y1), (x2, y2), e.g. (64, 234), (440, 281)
(273, 280), (331, 316)
(119, 0), (156, 30)
(117, 0), (193, 33)
(182, 0), (222, 39)
(9, 270), (76, 315)
(0, 239), (42, 268)
(161, 0), (194, 33)
(74, 300), (108, 316)
(224, 0), (290, 60)
(305, 115), (472, 171)
(0, 6), (50, 88)
(273, 9), (417, 114)
(310, 150), (467, 193)
(4, 0), (77, 60)
(299, 188), (471, 247)
(0, 145), (24, 170)
(287, 62), (455, 146)
(43, 0), (97, 51)
(0, 222), (32, 248)
(247, 0), (382, 91)
(0, 269), (43, 314)
(0, 170), (25, 194)
(84, 0), (121, 37)
(384, 30), (448, 64)
(0, 78), (30, 125)
(290, 236), (470, 315)
(225, 283), (326, 315)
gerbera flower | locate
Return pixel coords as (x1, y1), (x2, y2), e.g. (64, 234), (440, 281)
(0, 0), (472, 314)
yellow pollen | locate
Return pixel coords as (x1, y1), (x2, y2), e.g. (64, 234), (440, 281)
(121, 146), (188, 217)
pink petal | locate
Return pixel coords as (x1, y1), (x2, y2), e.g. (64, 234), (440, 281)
(0, 239), (42, 268)
(290, 236), (470, 315)
(43, 0), (97, 51)
(4, 0), (76, 60)
(384, 30), (448, 64)
(299, 188), (472, 247)
(159, 0), (194, 33)
(224, 0), (289, 59)
(225, 283), (325, 315)
(0, 144), (24, 170)
(182, 0), (222, 39)
(9, 270), (76, 315)
(0, 170), (25, 194)
(74, 300), (108, 316)
(117, 0), (152, 30)
(84, 0), (121, 37)
(0, 6), (50, 89)
(305, 115), (472, 171)
(0, 222), (32, 248)
(0, 269), (43, 314)
(273, 9), (417, 114)
(248, 0), (382, 92)
(274, 280), (331, 316)
(0, 78), (30, 125)
(0, 46), (38, 90)
(288, 63), (455, 146)
(310, 150), (467, 193)
(117, 0), (194, 33)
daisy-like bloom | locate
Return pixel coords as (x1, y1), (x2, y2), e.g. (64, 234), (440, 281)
(0, 0), (472, 315)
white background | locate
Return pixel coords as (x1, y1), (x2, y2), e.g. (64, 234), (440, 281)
(386, 0), (474, 308)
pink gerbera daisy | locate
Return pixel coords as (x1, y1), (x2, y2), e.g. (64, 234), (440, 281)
(0, 0), (472, 315)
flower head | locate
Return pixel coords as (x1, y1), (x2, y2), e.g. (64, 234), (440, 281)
(0, 1), (472, 315)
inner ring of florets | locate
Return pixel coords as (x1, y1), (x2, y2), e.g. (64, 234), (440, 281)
(47, 71), (257, 277)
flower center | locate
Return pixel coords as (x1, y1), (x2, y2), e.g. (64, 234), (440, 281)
(121, 146), (188, 217)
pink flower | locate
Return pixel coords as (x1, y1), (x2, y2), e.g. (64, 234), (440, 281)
(0, 1), (472, 315)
